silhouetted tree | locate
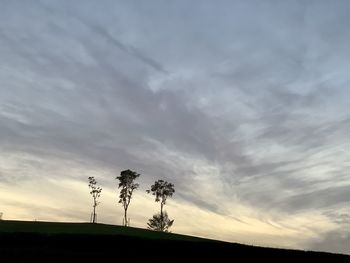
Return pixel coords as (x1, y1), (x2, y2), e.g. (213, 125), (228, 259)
(147, 212), (174, 232)
(116, 169), (140, 226)
(147, 180), (175, 231)
(88, 176), (102, 223)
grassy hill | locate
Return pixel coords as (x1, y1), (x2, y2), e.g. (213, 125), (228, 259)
(0, 220), (348, 260)
(0, 220), (207, 241)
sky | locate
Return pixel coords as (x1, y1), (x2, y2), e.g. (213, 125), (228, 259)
(1, 0), (350, 255)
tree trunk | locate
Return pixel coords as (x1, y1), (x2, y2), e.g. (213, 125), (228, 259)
(160, 203), (164, 231)
(93, 201), (96, 223)
(124, 208), (128, 226)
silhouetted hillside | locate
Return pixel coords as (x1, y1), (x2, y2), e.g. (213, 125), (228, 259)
(0, 220), (348, 261)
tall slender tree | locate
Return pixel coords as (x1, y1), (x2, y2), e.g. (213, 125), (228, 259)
(147, 180), (175, 232)
(88, 176), (102, 223)
(116, 169), (140, 226)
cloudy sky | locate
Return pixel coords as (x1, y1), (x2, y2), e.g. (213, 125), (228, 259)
(1, 0), (350, 255)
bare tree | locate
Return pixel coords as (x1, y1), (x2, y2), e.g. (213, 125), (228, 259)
(147, 180), (175, 232)
(116, 169), (140, 226)
(88, 176), (102, 223)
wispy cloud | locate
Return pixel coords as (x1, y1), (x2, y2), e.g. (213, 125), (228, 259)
(1, 0), (350, 254)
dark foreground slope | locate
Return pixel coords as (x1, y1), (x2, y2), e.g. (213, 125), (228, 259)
(0, 220), (348, 261)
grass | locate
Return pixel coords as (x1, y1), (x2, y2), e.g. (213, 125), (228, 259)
(0, 220), (208, 242)
(0, 220), (349, 260)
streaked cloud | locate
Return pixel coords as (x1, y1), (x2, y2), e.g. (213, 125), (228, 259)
(1, 0), (350, 255)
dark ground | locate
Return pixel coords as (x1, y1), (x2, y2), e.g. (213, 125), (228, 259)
(0, 220), (348, 261)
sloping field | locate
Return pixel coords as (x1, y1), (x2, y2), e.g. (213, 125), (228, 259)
(0, 220), (348, 261)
